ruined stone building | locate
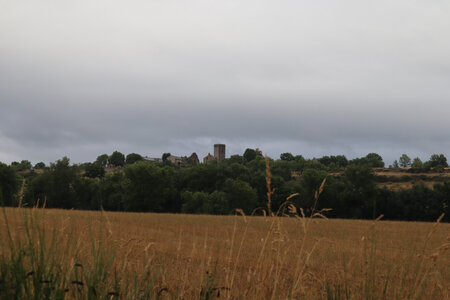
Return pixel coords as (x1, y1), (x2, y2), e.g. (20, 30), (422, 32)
(214, 144), (226, 162)
(203, 144), (226, 163)
(203, 153), (215, 163)
(187, 153), (200, 165)
(167, 155), (184, 167)
(157, 145), (225, 166)
(167, 153), (199, 168)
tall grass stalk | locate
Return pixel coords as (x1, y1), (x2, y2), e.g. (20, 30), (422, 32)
(0, 207), (161, 299)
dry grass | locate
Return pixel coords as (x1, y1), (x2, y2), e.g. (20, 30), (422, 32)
(374, 171), (450, 178)
(376, 181), (438, 191)
(1, 207), (448, 299)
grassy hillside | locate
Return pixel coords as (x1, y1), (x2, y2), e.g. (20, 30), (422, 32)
(323, 168), (450, 191)
(1, 207), (448, 299)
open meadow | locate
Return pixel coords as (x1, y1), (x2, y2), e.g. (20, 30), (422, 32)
(1, 207), (448, 299)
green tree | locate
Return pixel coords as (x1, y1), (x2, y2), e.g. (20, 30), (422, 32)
(0, 162), (19, 206)
(24, 157), (80, 208)
(399, 154), (411, 168)
(126, 153), (143, 164)
(84, 163), (105, 178)
(243, 148), (257, 162)
(318, 155), (347, 169)
(176, 162), (229, 194)
(23, 172), (49, 207)
(109, 151), (125, 167)
(180, 191), (228, 214)
(411, 157), (423, 169)
(271, 160), (295, 181)
(428, 154), (448, 168)
(295, 155), (305, 162)
(222, 178), (257, 214)
(162, 153), (171, 162)
(99, 172), (125, 211)
(123, 162), (176, 212)
(335, 155), (349, 168)
(341, 165), (377, 218)
(181, 191), (209, 214)
(365, 153), (384, 168)
(226, 155), (245, 164)
(34, 162), (46, 169)
(73, 177), (100, 210)
(12, 160), (32, 171)
(209, 190), (229, 214)
(350, 153), (384, 168)
(318, 156), (332, 166)
(280, 152), (294, 161)
(392, 160), (399, 168)
(48, 157), (80, 208)
(344, 165), (375, 191)
(299, 168), (328, 205)
(96, 154), (109, 167)
(21, 160), (32, 170)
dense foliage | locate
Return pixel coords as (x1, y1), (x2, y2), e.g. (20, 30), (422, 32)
(1, 151), (449, 221)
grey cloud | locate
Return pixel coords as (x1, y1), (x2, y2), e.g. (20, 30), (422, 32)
(1, 0), (450, 164)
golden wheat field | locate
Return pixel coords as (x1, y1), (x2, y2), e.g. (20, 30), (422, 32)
(1, 207), (449, 299)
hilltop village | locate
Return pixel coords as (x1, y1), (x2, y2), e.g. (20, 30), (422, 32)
(144, 144), (226, 168)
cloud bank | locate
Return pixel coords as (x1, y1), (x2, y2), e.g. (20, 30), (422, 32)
(1, 0), (449, 164)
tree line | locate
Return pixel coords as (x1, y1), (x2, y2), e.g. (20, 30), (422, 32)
(0, 151), (448, 222)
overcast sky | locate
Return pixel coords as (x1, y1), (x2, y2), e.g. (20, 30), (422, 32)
(1, 0), (449, 165)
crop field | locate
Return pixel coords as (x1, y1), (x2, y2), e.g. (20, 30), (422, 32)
(1, 207), (448, 299)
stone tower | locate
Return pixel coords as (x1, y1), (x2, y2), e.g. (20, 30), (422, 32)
(214, 144), (226, 162)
